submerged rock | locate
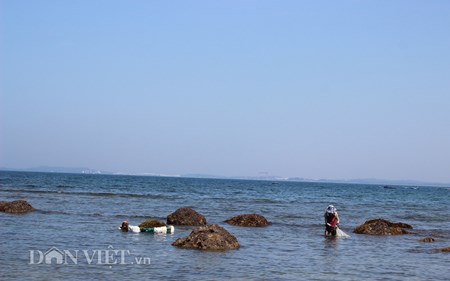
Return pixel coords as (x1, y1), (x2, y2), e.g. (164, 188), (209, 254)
(139, 220), (166, 229)
(225, 214), (270, 227)
(353, 219), (412, 235)
(0, 200), (35, 214)
(418, 237), (436, 243)
(167, 208), (207, 226)
(172, 224), (239, 250)
(437, 247), (450, 253)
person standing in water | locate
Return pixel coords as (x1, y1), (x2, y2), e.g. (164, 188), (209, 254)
(324, 205), (340, 236)
(120, 220), (130, 232)
(119, 220), (142, 232)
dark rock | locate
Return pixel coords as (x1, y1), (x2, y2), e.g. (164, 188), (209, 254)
(418, 237), (436, 243)
(437, 247), (450, 253)
(225, 214), (270, 227)
(167, 208), (207, 226)
(353, 219), (412, 235)
(392, 222), (413, 229)
(139, 220), (166, 228)
(0, 200), (35, 214)
(172, 224), (240, 250)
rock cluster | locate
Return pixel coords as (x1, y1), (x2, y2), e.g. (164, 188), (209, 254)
(353, 219), (412, 235)
(0, 200), (35, 214)
(225, 214), (270, 227)
(172, 224), (240, 250)
(167, 208), (207, 226)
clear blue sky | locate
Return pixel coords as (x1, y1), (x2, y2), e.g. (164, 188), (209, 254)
(1, 1), (449, 182)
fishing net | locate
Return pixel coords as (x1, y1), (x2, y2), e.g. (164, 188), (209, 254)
(336, 227), (350, 238)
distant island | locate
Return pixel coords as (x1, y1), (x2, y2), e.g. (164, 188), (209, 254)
(1, 166), (449, 187)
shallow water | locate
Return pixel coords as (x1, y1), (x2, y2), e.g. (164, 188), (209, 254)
(1, 171), (449, 280)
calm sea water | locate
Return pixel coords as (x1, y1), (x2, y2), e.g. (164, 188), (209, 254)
(1, 171), (449, 280)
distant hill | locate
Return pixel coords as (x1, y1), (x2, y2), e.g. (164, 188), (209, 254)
(1, 166), (106, 174)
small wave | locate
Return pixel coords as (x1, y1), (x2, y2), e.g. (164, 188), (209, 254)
(36, 209), (71, 216)
(271, 221), (323, 229)
(56, 185), (74, 188)
(0, 188), (180, 200)
(0, 178), (13, 183)
(411, 229), (450, 240)
(403, 186), (419, 190)
(406, 247), (434, 254)
(251, 198), (282, 204)
(36, 210), (167, 221)
(114, 214), (167, 221)
(402, 214), (443, 223)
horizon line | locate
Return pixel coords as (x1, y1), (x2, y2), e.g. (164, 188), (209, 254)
(1, 167), (449, 187)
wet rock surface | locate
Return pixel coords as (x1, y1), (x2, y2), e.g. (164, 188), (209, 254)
(172, 224), (240, 250)
(225, 214), (270, 227)
(437, 247), (450, 252)
(167, 207), (207, 226)
(418, 237), (435, 243)
(139, 220), (166, 228)
(0, 200), (35, 214)
(353, 219), (412, 235)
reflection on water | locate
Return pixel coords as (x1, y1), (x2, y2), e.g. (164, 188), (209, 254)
(324, 236), (340, 251)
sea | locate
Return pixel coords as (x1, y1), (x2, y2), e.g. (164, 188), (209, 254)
(0, 171), (449, 280)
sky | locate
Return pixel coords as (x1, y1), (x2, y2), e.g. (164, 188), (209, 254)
(1, 1), (450, 182)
